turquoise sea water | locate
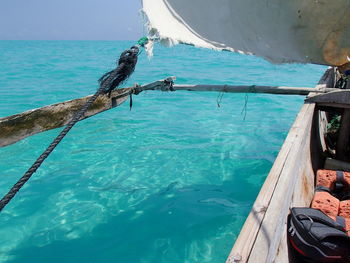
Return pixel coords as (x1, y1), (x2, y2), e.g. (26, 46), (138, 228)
(0, 41), (326, 263)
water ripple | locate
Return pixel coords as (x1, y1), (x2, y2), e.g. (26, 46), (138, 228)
(0, 41), (326, 263)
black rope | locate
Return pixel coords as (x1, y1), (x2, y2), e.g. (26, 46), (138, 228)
(129, 93), (133, 110)
(241, 94), (249, 121)
(217, 92), (224, 108)
(240, 85), (255, 121)
(0, 43), (143, 212)
(0, 88), (103, 212)
(99, 46), (139, 96)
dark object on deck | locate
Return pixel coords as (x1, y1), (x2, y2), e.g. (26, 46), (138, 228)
(288, 207), (350, 263)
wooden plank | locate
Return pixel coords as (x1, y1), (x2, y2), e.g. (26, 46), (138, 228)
(226, 103), (313, 263)
(248, 103), (315, 262)
(273, 144), (315, 263)
(0, 88), (131, 147)
(274, 230), (289, 263)
(312, 102), (350, 110)
(305, 90), (350, 106)
(172, 84), (337, 95)
(317, 67), (337, 89)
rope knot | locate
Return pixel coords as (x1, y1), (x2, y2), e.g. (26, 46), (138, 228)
(132, 84), (142, 95)
(163, 78), (175, 91)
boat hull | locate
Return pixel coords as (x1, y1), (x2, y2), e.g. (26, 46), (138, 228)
(226, 70), (333, 262)
(227, 103), (318, 263)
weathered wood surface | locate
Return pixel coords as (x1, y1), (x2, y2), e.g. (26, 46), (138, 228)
(0, 78), (175, 147)
(226, 103), (315, 263)
(0, 88), (131, 147)
(305, 90), (350, 108)
(172, 84), (337, 95)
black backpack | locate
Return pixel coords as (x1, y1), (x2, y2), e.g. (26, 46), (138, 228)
(287, 207), (350, 262)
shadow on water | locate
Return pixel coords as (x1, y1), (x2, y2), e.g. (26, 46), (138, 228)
(7, 179), (259, 263)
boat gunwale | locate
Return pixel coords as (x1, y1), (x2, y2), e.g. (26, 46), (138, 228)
(227, 69), (334, 263)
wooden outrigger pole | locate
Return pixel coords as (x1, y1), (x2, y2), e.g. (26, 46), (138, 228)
(0, 76), (340, 148)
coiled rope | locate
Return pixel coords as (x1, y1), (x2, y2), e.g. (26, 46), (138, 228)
(0, 38), (149, 212)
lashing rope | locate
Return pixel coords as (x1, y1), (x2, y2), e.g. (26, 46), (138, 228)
(0, 38), (149, 212)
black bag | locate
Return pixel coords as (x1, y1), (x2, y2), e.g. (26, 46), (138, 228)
(287, 207), (350, 263)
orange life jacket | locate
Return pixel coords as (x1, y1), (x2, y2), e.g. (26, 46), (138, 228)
(311, 170), (350, 236)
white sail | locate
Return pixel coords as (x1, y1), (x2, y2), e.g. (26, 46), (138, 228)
(142, 0), (350, 66)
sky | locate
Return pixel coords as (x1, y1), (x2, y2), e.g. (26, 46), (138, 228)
(0, 0), (144, 40)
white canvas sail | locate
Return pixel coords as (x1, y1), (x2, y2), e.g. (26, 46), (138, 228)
(142, 0), (350, 66)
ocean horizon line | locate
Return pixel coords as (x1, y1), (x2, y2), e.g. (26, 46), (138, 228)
(0, 39), (139, 42)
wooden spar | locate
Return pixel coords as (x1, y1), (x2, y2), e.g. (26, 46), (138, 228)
(0, 88), (131, 148)
(305, 90), (350, 106)
(170, 84), (337, 95)
(0, 77), (338, 148)
(0, 78), (174, 147)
